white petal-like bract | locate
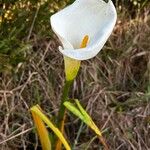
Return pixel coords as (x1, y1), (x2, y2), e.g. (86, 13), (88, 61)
(50, 0), (117, 60)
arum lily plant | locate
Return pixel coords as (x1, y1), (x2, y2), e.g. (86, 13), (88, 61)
(30, 0), (117, 150)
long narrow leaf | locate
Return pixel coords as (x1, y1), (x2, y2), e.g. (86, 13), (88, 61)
(63, 101), (85, 121)
(75, 99), (102, 136)
(31, 111), (51, 150)
(64, 100), (102, 136)
(64, 100), (108, 150)
(30, 105), (71, 150)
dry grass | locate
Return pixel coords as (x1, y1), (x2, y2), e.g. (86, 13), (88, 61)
(0, 5), (150, 150)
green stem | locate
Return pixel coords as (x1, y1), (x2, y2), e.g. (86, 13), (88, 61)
(57, 80), (73, 128)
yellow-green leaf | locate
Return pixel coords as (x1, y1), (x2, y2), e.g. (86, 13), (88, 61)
(31, 111), (51, 150)
(64, 100), (102, 136)
(63, 101), (85, 121)
(30, 105), (71, 150)
(64, 100), (108, 149)
(74, 99), (102, 136)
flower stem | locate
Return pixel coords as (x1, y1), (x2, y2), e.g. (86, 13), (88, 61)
(57, 80), (73, 129)
(55, 80), (73, 150)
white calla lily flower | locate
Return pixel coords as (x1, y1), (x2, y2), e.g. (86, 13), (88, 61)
(50, 0), (117, 61)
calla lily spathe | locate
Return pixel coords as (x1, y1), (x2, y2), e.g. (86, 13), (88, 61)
(50, 0), (117, 61)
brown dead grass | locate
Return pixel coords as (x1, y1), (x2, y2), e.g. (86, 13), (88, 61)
(0, 5), (150, 150)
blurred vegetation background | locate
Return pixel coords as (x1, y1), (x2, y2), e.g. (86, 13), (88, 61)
(0, 0), (70, 73)
(0, 0), (150, 149)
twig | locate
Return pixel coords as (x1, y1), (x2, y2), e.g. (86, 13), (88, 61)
(0, 128), (33, 145)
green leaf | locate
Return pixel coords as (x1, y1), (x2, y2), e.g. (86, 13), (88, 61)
(63, 102), (85, 121)
(64, 100), (102, 136)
